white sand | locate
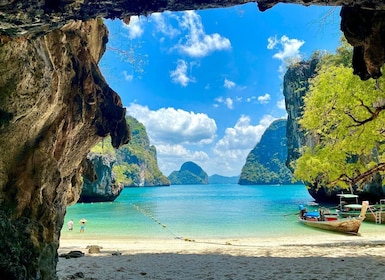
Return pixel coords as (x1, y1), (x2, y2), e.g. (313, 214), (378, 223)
(57, 231), (385, 280)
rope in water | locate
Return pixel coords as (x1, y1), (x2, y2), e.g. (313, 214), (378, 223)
(131, 203), (185, 240)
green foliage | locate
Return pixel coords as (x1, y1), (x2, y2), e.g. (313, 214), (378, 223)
(90, 116), (169, 187)
(239, 119), (296, 185)
(293, 57), (385, 190)
(168, 161), (209, 185)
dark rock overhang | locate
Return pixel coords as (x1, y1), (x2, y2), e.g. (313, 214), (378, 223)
(1, 1), (385, 79)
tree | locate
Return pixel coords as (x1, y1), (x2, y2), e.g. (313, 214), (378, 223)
(293, 61), (385, 191)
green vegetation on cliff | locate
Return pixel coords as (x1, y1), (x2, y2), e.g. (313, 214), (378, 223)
(238, 119), (295, 185)
(91, 116), (170, 187)
(293, 38), (385, 191)
(168, 161), (209, 185)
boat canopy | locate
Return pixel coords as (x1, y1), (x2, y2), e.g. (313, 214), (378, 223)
(337, 194), (359, 199)
(344, 204), (362, 209)
(304, 211), (319, 218)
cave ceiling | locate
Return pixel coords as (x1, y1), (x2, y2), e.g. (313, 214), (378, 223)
(1, 0), (385, 79)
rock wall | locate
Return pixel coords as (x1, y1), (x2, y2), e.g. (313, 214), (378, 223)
(79, 153), (124, 203)
(0, 20), (129, 279)
(239, 119), (294, 185)
(1, 0), (385, 279)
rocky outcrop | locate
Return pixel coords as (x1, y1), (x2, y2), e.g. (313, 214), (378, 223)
(239, 119), (295, 185)
(283, 58), (319, 171)
(79, 153), (124, 203)
(1, 2), (385, 79)
(0, 20), (129, 279)
(2, 0), (385, 279)
(168, 162), (209, 185)
(284, 58), (385, 203)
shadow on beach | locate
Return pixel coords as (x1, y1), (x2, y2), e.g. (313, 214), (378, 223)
(57, 249), (385, 280)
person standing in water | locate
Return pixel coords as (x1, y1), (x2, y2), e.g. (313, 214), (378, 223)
(79, 218), (87, 233)
(67, 219), (74, 231)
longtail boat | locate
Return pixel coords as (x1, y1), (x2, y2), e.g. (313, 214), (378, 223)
(337, 194), (385, 224)
(298, 201), (369, 235)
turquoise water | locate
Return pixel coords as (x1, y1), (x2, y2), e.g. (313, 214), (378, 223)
(61, 184), (321, 239)
(61, 184), (383, 240)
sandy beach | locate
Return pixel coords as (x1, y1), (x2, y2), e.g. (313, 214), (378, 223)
(57, 231), (385, 280)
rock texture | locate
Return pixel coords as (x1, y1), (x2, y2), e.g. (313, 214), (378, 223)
(283, 58), (320, 172)
(1, 0), (385, 279)
(79, 153), (124, 203)
(1, 2), (385, 78)
(0, 20), (129, 279)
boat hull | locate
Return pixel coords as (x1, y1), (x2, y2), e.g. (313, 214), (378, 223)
(299, 217), (363, 234)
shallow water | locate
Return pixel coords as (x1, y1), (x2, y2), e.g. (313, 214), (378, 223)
(61, 184), (384, 240)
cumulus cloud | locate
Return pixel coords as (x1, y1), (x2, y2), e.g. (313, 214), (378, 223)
(267, 35), (304, 62)
(123, 16), (144, 39)
(257, 93), (271, 104)
(126, 103), (217, 145)
(224, 79), (236, 89)
(174, 11), (231, 57)
(170, 59), (195, 86)
(214, 115), (277, 155)
(151, 12), (180, 38)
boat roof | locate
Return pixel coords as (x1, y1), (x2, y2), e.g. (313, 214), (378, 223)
(344, 204), (362, 209)
(337, 194), (359, 198)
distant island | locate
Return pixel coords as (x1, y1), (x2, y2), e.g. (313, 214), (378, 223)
(239, 119), (296, 185)
(209, 174), (239, 184)
(168, 161), (209, 185)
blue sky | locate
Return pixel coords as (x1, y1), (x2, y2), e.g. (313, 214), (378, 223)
(99, 3), (343, 177)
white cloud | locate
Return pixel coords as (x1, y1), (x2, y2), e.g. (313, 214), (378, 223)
(267, 35), (304, 62)
(170, 59), (195, 86)
(257, 93), (271, 104)
(126, 103), (217, 145)
(156, 144), (209, 176)
(214, 114), (277, 156)
(151, 12), (180, 38)
(123, 16), (144, 39)
(224, 78), (236, 89)
(215, 97), (234, 109)
(123, 71), (133, 82)
(246, 96), (257, 102)
(277, 98), (286, 110)
(175, 11), (231, 57)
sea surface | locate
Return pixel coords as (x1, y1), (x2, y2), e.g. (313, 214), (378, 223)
(61, 184), (381, 240)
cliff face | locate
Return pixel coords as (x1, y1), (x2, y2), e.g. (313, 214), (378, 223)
(79, 153), (124, 203)
(239, 119), (294, 185)
(90, 116), (170, 188)
(0, 20), (129, 279)
(1, 0), (385, 279)
(283, 59), (319, 171)
(284, 59), (385, 203)
(168, 161), (209, 185)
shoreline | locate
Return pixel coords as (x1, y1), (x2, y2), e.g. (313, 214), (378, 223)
(58, 231), (385, 279)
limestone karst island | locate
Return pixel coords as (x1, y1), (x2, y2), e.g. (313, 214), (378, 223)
(2, 1), (385, 279)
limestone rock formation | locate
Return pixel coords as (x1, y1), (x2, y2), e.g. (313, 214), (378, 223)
(0, 20), (129, 279)
(1, 1), (385, 279)
(1, 1), (385, 80)
(283, 58), (320, 171)
(283, 58), (385, 203)
(79, 153), (124, 203)
(168, 162), (209, 185)
(89, 116), (170, 188)
(239, 119), (295, 185)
